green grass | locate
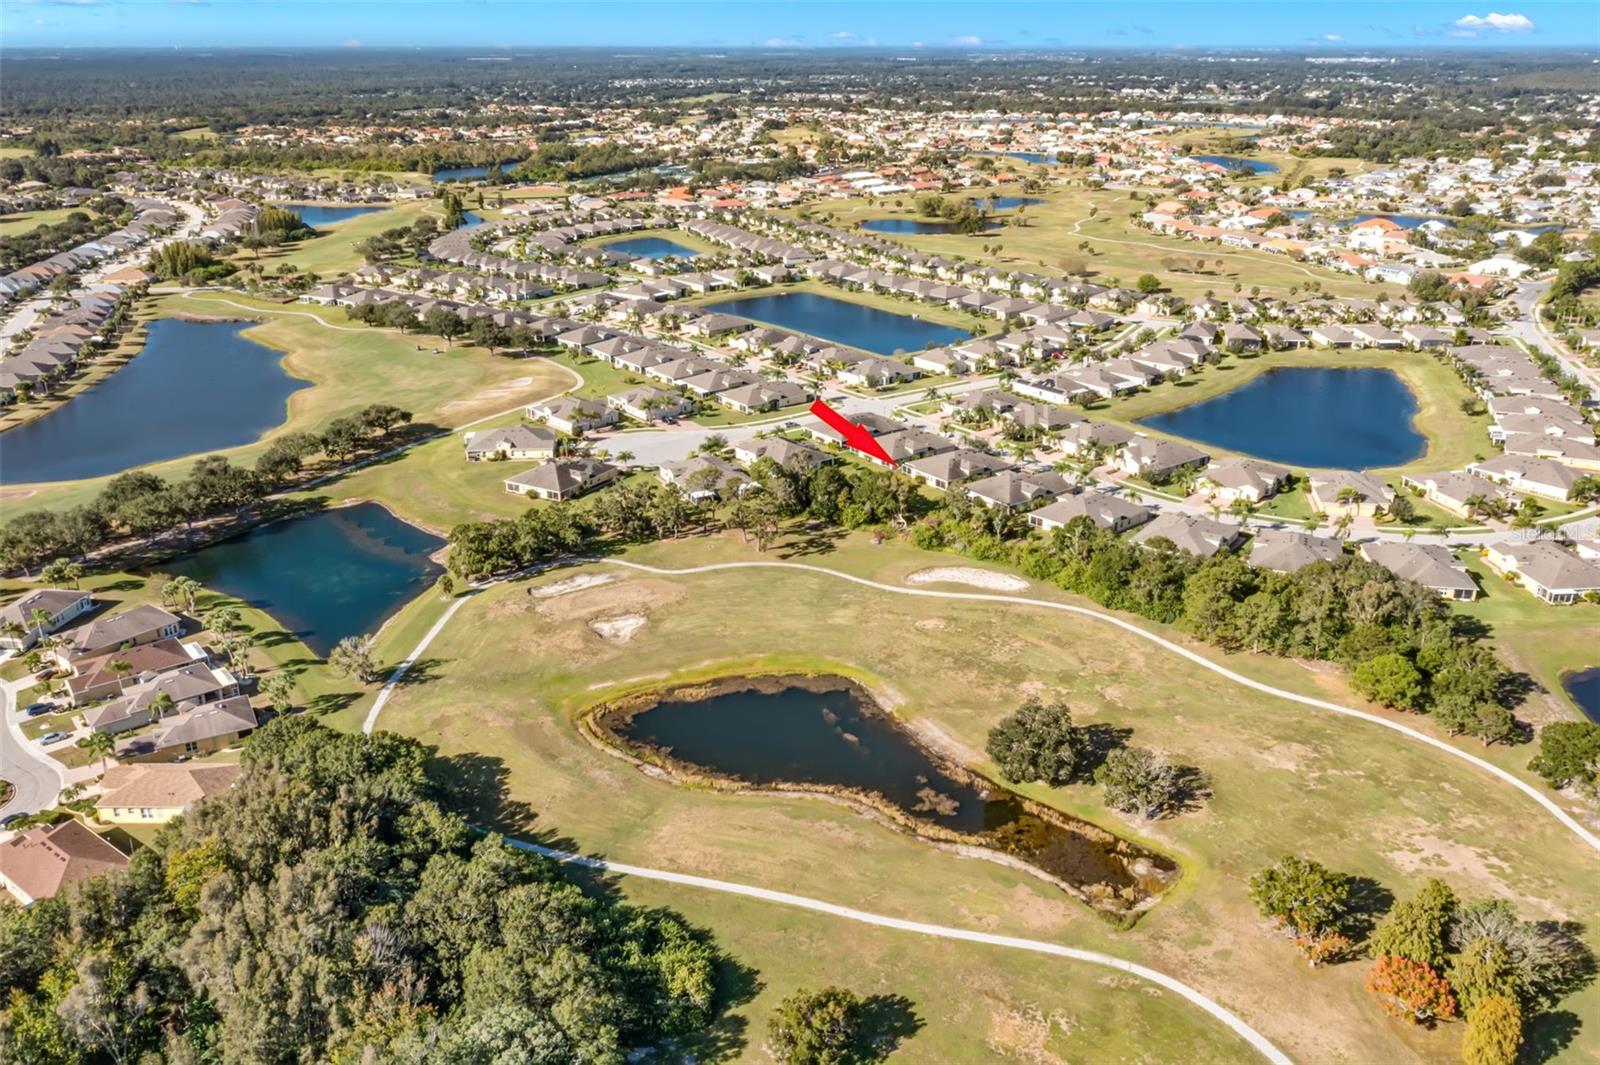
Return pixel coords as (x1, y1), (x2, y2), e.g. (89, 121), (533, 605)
(0, 206), (80, 238)
(787, 185), (1390, 301)
(0, 146), (36, 160)
(8, 295), (575, 511)
(368, 528), (1600, 1064)
(1454, 553), (1600, 721)
(235, 202), (437, 278)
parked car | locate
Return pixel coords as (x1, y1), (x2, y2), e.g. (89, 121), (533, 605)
(24, 702), (54, 717)
(33, 668), (56, 682)
(0, 813), (25, 830)
(39, 732), (70, 745)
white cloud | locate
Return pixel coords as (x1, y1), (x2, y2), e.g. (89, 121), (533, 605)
(341, 38), (361, 48)
(1451, 12), (1534, 34)
(762, 37), (803, 48)
(828, 31), (855, 40)
(1322, 33), (1343, 41)
(950, 34), (983, 46)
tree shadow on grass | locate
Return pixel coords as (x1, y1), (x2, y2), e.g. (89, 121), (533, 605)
(854, 993), (924, 1064)
(1341, 876), (1394, 947)
(306, 691), (361, 716)
(776, 525), (844, 559)
(429, 750), (538, 837)
(1076, 722), (1134, 778)
(1523, 1010), (1581, 1064)
(392, 656), (445, 688)
(672, 952), (764, 1064)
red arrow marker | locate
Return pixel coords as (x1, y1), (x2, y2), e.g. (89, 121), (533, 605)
(809, 398), (897, 466)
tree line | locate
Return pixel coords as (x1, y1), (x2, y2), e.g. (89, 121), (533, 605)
(0, 404), (414, 576)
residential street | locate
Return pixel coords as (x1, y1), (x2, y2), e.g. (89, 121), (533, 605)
(0, 669), (66, 820)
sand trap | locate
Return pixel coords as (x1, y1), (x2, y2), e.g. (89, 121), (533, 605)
(531, 573), (614, 598)
(589, 614), (647, 643)
(904, 567), (1029, 592)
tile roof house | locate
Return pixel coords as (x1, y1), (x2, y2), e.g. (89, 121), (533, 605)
(1028, 491), (1154, 533)
(504, 458), (620, 501)
(463, 424), (559, 462)
(94, 763), (242, 826)
(965, 470), (1075, 510)
(0, 820), (129, 905)
(0, 588), (94, 651)
(113, 694), (259, 763)
(1360, 542), (1479, 601)
(65, 639), (207, 706)
(1248, 529), (1344, 573)
(1482, 541), (1600, 605)
(1131, 513), (1244, 558)
(1308, 471), (1396, 518)
(65, 605), (184, 662)
(1197, 458), (1290, 504)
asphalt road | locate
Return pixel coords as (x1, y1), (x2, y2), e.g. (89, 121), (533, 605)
(0, 671), (66, 820)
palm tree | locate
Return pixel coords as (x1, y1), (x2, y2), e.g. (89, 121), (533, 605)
(149, 692), (176, 720)
(163, 576), (203, 614)
(76, 729), (115, 774)
(1333, 513), (1355, 540)
(28, 607), (55, 644)
(109, 659), (134, 693)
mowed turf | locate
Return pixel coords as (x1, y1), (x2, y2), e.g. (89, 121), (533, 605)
(238, 202), (441, 277)
(365, 530), (1600, 1064)
(791, 185), (1390, 301)
(6, 293), (577, 512)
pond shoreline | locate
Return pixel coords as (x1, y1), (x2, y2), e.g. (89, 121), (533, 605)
(582, 671), (1179, 923)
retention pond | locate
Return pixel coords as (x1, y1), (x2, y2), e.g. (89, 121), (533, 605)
(593, 674), (1177, 917)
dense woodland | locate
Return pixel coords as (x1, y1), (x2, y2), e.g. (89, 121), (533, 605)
(0, 718), (729, 1062)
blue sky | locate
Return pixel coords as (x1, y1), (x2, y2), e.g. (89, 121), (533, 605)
(3, 1), (1596, 50)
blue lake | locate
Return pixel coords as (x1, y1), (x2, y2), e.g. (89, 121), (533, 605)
(459, 210), (485, 228)
(861, 218), (1001, 235)
(1563, 668), (1600, 724)
(969, 196), (1045, 211)
(1, 319), (309, 484)
(605, 235), (700, 260)
(1140, 367), (1426, 469)
(1344, 213), (1441, 230)
(434, 162), (520, 182)
(709, 291), (971, 356)
(168, 503), (444, 658)
(280, 203), (387, 227)
(1191, 154), (1280, 174)
(1004, 152), (1056, 165)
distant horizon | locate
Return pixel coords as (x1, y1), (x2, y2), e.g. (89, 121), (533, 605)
(3, 1), (1596, 52)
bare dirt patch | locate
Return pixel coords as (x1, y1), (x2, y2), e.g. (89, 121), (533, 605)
(530, 572), (615, 599)
(905, 566), (1030, 592)
(590, 614), (647, 643)
(441, 375), (537, 412)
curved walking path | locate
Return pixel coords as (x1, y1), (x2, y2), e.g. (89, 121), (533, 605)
(366, 557), (1600, 855)
(499, 834), (1292, 1064)
(1067, 212), (1328, 282)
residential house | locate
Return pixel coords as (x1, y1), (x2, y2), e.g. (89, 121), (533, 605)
(902, 449), (1013, 490)
(1360, 542), (1479, 601)
(0, 820), (129, 905)
(1308, 471), (1395, 518)
(1131, 513), (1243, 557)
(464, 424), (559, 462)
(1118, 436), (1210, 482)
(113, 695), (259, 763)
(94, 763), (242, 826)
(1248, 529), (1344, 573)
(1197, 458), (1289, 504)
(504, 458), (619, 501)
(965, 470), (1075, 510)
(526, 395), (618, 436)
(1402, 471), (1514, 517)
(658, 455), (750, 500)
(0, 588), (94, 651)
(1482, 541), (1600, 605)
(718, 380), (812, 414)
(1467, 455), (1584, 502)
(1028, 491), (1153, 533)
(65, 605), (184, 662)
(82, 660), (241, 736)
(608, 386), (695, 422)
(65, 639), (206, 706)
(732, 437), (832, 471)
